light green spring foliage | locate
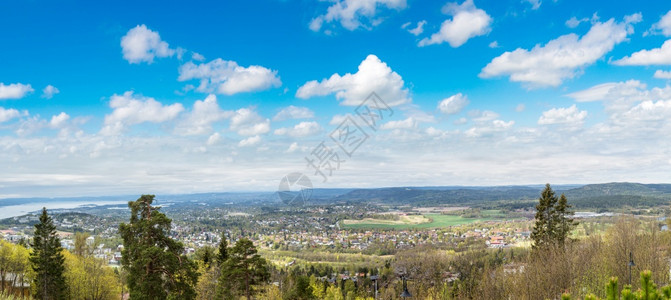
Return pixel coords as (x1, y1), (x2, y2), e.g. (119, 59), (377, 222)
(563, 271), (671, 300)
(637, 270), (659, 300)
(0, 292), (20, 300)
(662, 286), (671, 299)
(310, 275), (326, 299)
(0, 234), (120, 300)
(622, 285), (636, 300)
(323, 285), (344, 300)
(62, 251), (120, 300)
(0, 240), (30, 297)
(606, 277), (618, 300)
(194, 260), (218, 300)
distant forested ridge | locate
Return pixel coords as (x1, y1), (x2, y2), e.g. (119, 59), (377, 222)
(325, 182), (671, 209)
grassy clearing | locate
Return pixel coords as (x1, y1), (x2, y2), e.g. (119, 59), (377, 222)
(342, 214), (430, 226)
(480, 209), (506, 217)
(341, 213), (497, 229)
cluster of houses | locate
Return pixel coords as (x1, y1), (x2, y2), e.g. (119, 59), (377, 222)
(257, 221), (533, 251)
(484, 228), (531, 248)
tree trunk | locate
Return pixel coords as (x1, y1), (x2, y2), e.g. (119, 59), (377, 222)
(10, 273), (17, 296)
(246, 272), (250, 300)
(20, 274), (24, 299)
(1, 269), (5, 293)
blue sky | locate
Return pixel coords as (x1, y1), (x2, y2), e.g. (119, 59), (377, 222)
(2, 0), (671, 197)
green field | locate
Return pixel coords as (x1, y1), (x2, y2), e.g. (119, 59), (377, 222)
(341, 213), (498, 229)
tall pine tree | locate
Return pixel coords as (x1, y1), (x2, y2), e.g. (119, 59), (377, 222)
(218, 238), (269, 300)
(119, 195), (198, 300)
(531, 184), (577, 249)
(30, 207), (67, 300)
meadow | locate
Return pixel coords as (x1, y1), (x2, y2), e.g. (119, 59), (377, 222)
(341, 212), (500, 229)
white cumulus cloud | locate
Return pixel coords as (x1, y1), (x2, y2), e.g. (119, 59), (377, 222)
(649, 10), (671, 37)
(566, 80), (646, 102)
(380, 117), (416, 130)
(206, 132), (222, 146)
(274, 121), (322, 137)
(230, 108), (271, 136)
(178, 59), (281, 95)
(566, 80), (671, 129)
(654, 70), (671, 79)
(613, 40), (671, 66)
(287, 142), (300, 153)
(101, 91), (184, 135)
(623, 99), (671, 122)
(418, 0), (492, 47)
(437, 93), (469, 115)
(296, 54), (410, 106)
(565, 80), (654, 114)
(41, 85), (60, 99)
(273, 106), (314, 121)
(238, 135), (261, 147)
(566, 13), (599, 29)
(480, 15), (640, 88)
(49, 112), (70, 128)
(329, 114), (350, 125)
(310, 0), (407, 32)
(175, 94), (232, 135)
(192, 52), (205, 61)
(120, 25), (178, 64)
(566, 17), (587, 28)
(523, 0), (541, 10)
(0, 83), (33, 100)
(465, 119), (514, 137)
(0, 107), (22, 123)
(566, 80), (671, 133)
(470, 109), (499, 122)
(404, 20), (426, 36)
(538, 104), (588, 125)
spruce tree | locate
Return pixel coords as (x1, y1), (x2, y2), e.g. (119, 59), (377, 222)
(119, 195), (198, 300)
(217, 232), (228, 265)
(196, 246), (214, 268)
(531, 184), (577, 248)
(531, 184), (557, 248)
(30, 207), (67, 300)
(555, 194), (577, 246)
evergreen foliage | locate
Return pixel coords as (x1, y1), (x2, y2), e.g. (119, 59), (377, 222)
(30, 207), (67, 300)
(531, 184), (577, 248)
(218, 238), (270, 300)
(118, 195), (198, 300)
